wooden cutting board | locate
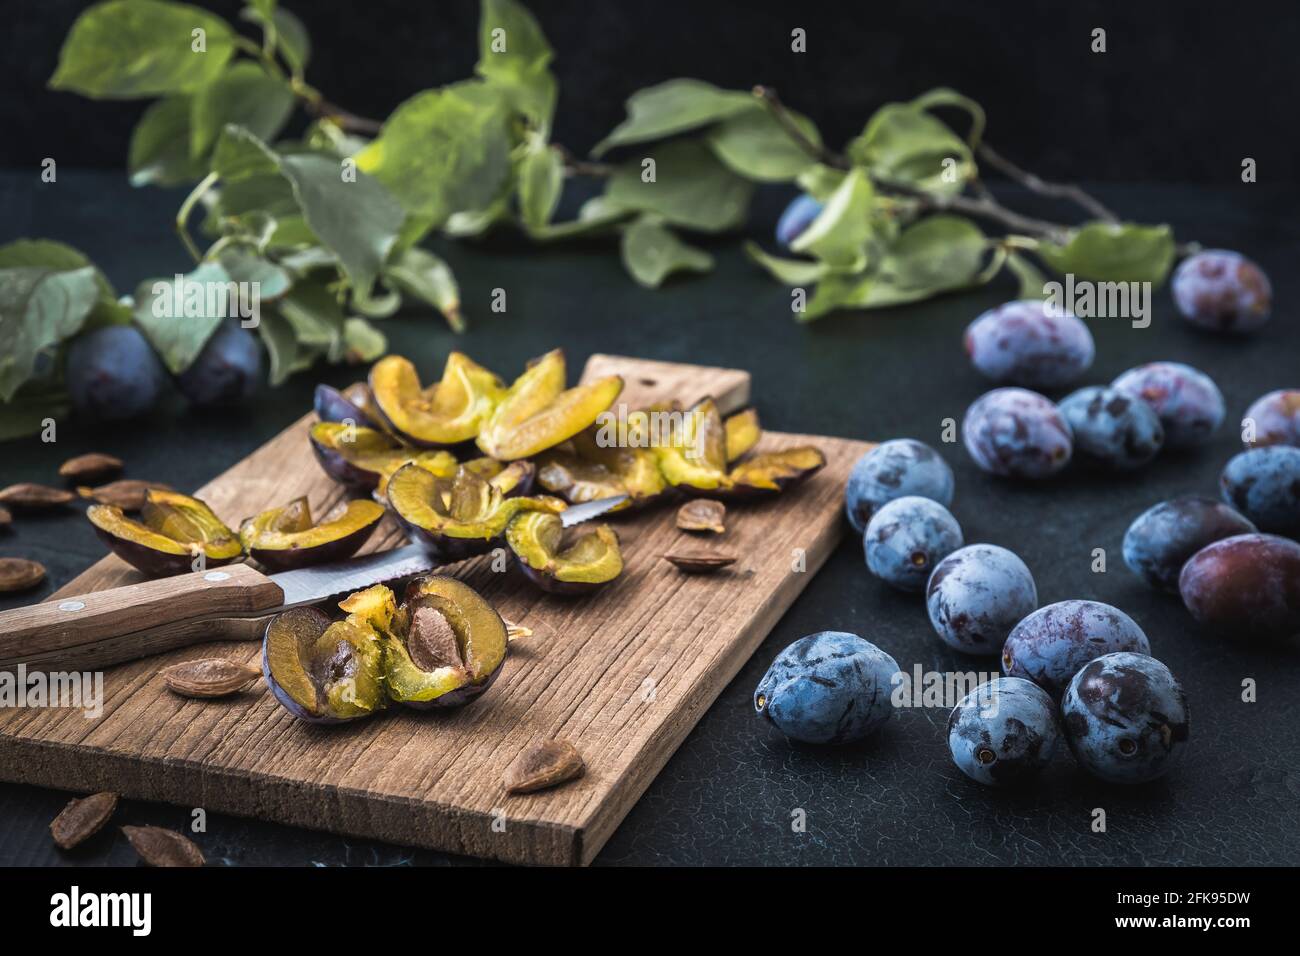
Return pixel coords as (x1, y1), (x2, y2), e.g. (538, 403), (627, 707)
(0, 355), (870, 866)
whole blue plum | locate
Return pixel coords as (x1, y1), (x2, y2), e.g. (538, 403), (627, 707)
(65, 325), (167, 421)
(963, 300), (1095, 388)
(962, 387), (1073, 479)
(1058, 385), (1164, 470)
(844, 438), (955, 535)
(947, 677), (1060, 786)
(864, 496), (963, 592)
(177, 320), (263, 407)
(754, 631), (899, 744)
(775, 193), (824, 249)
(1220, 446), (1300, 537)
(926, 544), (1037, 655)
(1243, 389), (1300, 448)
(1002, 600), (1151, 698)
(1172, 249), (1271, 334)
(1062, 652), (1189, 784)
(1111, 362), (1224, 448)
(1122, 496), (1256, 592)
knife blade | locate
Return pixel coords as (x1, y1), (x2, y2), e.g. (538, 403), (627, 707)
(0, 493), (629, 673)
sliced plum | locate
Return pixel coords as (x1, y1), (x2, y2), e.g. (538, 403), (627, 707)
(239, 497), (385, 571)
(369, 352), (505, 447)
(87, 490), (243, 577)
(505, 511), (624, 595)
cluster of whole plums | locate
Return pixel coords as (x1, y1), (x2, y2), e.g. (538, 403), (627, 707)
(63, 320), (263, 420)
(755, 245), (1296, 790)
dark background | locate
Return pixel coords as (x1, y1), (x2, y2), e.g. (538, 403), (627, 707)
(5, 0), (1300, 181)
(2, 0), (1299, 867)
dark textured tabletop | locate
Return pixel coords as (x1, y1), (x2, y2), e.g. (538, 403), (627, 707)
(1, 173), (1297, 866)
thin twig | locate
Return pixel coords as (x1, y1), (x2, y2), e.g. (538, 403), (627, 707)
(175, 172), (218, 264)
(556, 144), (614, 178)
(976, 143), (1118, 223)
(752, 86), (849, 169)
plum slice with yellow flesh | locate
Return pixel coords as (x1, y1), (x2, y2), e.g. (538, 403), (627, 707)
(655, 399), (825, 498)
(262, 606), (386, 723)
(239, 497), (385, 571)
(369, 352), (504, 447)
(536, 425), (666, 511)
(476, 349), (624, 461)
(314, 382), (382, 430)
(387, 461), (566, 561)
(383, 576), (509, 708)
(87, 490), (242, 577)
(506, 511), (623, 594)
(310, 421), (457, 490)
(725, 407), (761, 462)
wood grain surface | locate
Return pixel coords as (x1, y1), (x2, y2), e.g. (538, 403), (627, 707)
(0, 355), (869, 866)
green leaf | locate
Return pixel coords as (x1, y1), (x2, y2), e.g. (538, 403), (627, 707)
(476, 0), (556, 130)
(343, 317), (387, 363)
(910, 88), (986, 146)
(789, 167), (874, 269)
(527, 195), (633, 242)
(210, 126), (281, 181)
(620, 217), (714, 288)
(796, 164), (846, 202)
(847, 96), (973, 195)
(129, 95), (205, 186)
(1036, 222), (1176, 286)
(356, 82), (514, 232)
(241, 4), (311, 76)
(385, 248), (463, 332)
(604, 139), (753, 233)
(704, 106), (820, 182)
(1005, 252), (1050, 299)
(132, 263), (233, 373)
(0, 266), (99, 400)
(593, 79), (753, 156)
(0, 239), (127, 330)
(190, 62), (295, 159)
(276, 280), (346, 358)
(743, 241), (829, 286)
(257, 309), (300, 385)
(799, 216), (988, 320)
(517, 136), (565, 231)
(50, 0), (235, 99)
(278, 153), (405, 297)
(218, 249), (292, 301)
(0, 387), (72, 442)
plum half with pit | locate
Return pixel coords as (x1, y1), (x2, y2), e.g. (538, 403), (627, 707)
(381, 576), (510, 709)
(262, 606), (386, 723)
(1179, 533), (1300, 642)
(66, 326), (167, 421)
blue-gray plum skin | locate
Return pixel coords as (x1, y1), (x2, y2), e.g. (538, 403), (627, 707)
(962, 387), (1073, 479)
(1111, 362), (1224, 449)
(963, 300), (1095, 389)
(947, 677), (1060, 786)
(1172, 249), (1271, 334)
(754, 631), (898, 745)
(775, 193), (823, 248)
(864, 496), (963, 592)
(65, 326), (167, 421)
(1002, 600), (1151, 698)
(1123, 496), (1256, 592)
(1220, 446), (1300, 538)
(177, 320), (263, 407)
(926, 544), (1037, 655)
(1179, 533), (1300, 642)
(844, 438), (955, 535)
(1058, 385), (1164, 470)
(1062, 652), (1188, 784)
(1243, 389), (1300, 448)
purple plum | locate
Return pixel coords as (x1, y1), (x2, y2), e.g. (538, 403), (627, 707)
(962, 387), (1073, 479)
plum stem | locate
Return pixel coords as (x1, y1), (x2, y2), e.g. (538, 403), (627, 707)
(975, 143), (1119, 223)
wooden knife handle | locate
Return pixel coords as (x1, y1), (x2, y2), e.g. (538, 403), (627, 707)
(0, 563), (284, 673)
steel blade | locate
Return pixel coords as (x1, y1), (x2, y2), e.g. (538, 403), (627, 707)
(560, 494), (629, 527)
(271, 544), (437, 608)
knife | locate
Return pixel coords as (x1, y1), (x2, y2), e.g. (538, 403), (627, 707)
(0, 495), (628, 674)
